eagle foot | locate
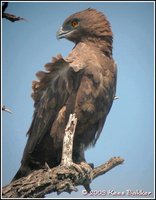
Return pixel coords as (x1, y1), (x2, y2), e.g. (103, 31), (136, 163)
(69, 162), (84, 174)
(56, 180), (78, 195)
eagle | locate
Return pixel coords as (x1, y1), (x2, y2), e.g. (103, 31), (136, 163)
(12, 8), (117, 181)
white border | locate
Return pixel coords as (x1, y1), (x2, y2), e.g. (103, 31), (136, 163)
(1, 1), (155, 199)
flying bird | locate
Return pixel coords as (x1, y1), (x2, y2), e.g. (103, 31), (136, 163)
(12, 8), (117, 181)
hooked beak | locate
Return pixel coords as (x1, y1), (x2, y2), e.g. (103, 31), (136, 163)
(56, 26), (71, 40)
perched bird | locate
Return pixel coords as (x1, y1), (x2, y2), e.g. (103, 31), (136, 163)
(12, 8), (117, 181)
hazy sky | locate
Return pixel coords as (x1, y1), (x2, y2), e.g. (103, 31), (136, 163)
(2, 1), (154, 199)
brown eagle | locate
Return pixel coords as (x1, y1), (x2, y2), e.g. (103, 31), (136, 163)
(12, 8), (117, 181)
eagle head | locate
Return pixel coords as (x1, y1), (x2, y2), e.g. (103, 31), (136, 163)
(56, 8), (113, 45)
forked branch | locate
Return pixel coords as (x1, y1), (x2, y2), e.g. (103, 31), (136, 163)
(2, 114), (124, 198)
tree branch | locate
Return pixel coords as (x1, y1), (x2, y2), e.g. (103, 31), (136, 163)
(2, 13), (26, 22)
(2, 105), (12, 114)
(2, 114), (124, 198)
(93, 157), (124, 180)
(2, 2), (26, 22)
(61, 113), (77, 166)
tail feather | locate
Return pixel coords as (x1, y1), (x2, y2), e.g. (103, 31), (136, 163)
(11, 165), (31, 182)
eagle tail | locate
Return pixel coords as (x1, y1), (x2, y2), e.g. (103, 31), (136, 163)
(11, 165), (31, 182)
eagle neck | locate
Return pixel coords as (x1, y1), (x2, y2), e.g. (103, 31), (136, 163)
(81, 36), (113, 58)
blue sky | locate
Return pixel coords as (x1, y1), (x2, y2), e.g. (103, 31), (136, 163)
(2, 1), (154, 199)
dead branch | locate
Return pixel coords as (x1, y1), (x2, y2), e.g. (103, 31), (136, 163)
(2, 2), (26, 22)
(2, 157), (124, 198)
(2, 13), (26, 22)
(2, 105), (12, 114)
(114, 96), (119, 100)
(93, 157), (124, 180)
(2, 2), (8, 13)
(61, 113), (77, 166)
(2, 114), (124, 198)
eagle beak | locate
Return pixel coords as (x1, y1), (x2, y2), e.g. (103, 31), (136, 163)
(56, 26), (70, 40)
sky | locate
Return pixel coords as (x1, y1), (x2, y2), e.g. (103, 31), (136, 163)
(1, 1), (155, 199)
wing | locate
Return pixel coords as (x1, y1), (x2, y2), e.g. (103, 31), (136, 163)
(22, 55), (84, 158)
(72, 58), (117, 148)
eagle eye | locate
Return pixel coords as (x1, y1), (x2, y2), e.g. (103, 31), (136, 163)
(71, 20), (79, 28)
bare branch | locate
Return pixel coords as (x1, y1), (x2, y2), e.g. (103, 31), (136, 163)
(114, 96), (119, 100)
(2, 157), (124, 198)
(2, 2), (27, 22)
(61, 113), (77, 166)
(2, 105), (12, 114)
(2, 13), (26, 22)
(2, 113), (124, 198)
(93, 157), (124, 180)
(2, 2), (8, 13)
